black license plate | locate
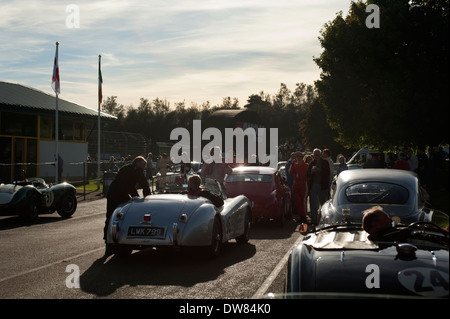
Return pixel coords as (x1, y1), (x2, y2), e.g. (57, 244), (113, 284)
(127, 226), (166, 239)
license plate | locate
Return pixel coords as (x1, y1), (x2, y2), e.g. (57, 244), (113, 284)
(127, 226), (166, 239)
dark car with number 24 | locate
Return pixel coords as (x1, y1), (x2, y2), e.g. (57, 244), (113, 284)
(285, 210), (449, 298)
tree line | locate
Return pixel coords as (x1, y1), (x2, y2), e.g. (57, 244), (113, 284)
(101, 0), (448, 159)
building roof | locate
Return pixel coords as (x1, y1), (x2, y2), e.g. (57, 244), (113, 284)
(0, 81), (116, 120)
(203, 109), (264, 129)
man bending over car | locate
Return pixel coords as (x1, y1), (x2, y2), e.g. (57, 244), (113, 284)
(103, 156), (151, 242)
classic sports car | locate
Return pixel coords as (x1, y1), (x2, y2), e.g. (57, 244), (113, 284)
(320, 169), (432, 226)
(225, 166), (291, 226)
(285, 211), (449, 298)
(0, 176), (77, 220)
(105, 174), (252, 258)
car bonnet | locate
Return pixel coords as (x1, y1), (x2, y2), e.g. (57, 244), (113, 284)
(0, 184), (22, 204)
(299, 229), (449, 297)
(306, 247), (448, 297)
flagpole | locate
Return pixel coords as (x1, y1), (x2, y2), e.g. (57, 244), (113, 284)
(56, 89), (59, 183)
(97, 54), (102, 190)
(54, 42), (59, 184)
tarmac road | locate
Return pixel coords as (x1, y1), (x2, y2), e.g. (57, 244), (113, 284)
(0, 196), (302, 301)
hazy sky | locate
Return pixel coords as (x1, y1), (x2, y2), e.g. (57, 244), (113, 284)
(1, 0), (354, 110)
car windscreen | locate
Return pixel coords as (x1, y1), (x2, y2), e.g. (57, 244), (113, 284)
(155, 174), (187, 192)
(202, 179), (223, 197)
(345, 182), (409, 204)
(226, 173), (273, 183)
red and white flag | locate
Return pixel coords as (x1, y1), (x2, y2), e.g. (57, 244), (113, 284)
(51, 43), (60, 94)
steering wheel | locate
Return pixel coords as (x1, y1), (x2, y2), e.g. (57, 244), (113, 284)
(407, 221), (449, 239)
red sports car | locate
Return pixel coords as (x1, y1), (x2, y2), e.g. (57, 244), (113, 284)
(225, 166), (291, 226)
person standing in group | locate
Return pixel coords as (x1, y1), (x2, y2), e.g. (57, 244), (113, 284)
(416, 146), (429, 187)
(157, 153), (172, 176)
(146, 152), (154, 192)
(289, 152), (309, 223)
(406, 148), (419, 172)
(53, 154), (63, 183)
(322, 149), (334, 200)
(363, 154), (384, 168)
(284, 152), (295, 191)
(201, 147), (232, 187)
(336, 155), (348, 176)
(103, 156), (151, 247)
(393, 152), (411, 170)
(307, 148), (331, 225)
(303, 154), (313, 165)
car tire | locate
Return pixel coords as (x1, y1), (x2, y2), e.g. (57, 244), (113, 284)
(57, 193), (77, 218)
(236, 209), (251, 244)
(208, 217), (222, 258)
(23, 194), (40, 221)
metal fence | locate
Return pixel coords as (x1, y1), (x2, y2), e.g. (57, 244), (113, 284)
(0, 160), (132, 197)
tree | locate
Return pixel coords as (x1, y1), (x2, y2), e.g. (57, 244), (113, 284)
(314, 0), (449, 149)
(101, 95), (125, 130)
(299, 99), (348, 158)
(102, 96), (125, 119)
(221, 97), (240, 109)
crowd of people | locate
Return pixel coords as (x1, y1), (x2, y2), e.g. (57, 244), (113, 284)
(360, 146), (448, 191)
(283, 145), (448, 226)
(285, 148), (334, 225)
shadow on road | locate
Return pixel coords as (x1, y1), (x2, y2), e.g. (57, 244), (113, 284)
(0, 215), (72, 230)
(80, 242), (256, 297)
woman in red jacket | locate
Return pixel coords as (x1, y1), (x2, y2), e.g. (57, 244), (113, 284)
(289, 152), (309, 223)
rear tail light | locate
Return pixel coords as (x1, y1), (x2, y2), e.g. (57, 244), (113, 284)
(179, 214), (187, 222)
(112, 221), (119, 242)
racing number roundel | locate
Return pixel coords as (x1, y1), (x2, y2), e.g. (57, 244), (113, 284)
(398, 267), (449, 297)
(43, 189), (54, 207)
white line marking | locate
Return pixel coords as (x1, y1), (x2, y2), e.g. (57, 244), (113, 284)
(252, 234), (303, 299)
(0, 247), (104, 283)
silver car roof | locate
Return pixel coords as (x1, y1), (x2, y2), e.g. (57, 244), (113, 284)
(336, 169), (418, 187)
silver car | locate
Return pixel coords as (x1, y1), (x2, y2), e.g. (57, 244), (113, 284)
(105, 174), (252, 258)
(320, 169), (433, 226)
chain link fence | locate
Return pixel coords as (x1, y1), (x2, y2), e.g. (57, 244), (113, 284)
(0, 160), (132, 197)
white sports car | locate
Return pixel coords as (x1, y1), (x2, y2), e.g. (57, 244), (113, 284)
(105, 174), (252, 258)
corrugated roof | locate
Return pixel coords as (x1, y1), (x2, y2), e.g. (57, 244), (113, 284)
(203, 109), (264, 129)
(0, 81), (116, 120)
